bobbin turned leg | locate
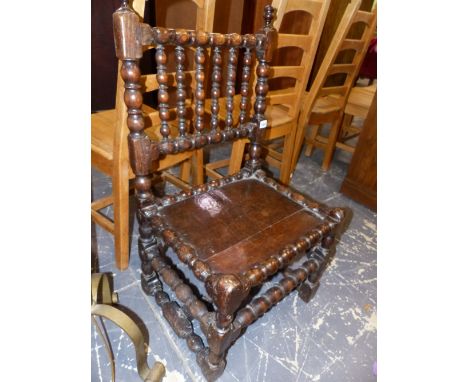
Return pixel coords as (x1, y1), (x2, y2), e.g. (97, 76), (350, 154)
(139, 215), (163, 296)
(150, 253), (209, 363)
(298, 234), (335, 303)
(114, 5), (158, 295)
(120, 57), (160, 295)
(120, 56), (160, 295)
(197, 274), (249, 381)
(196, 321), (230, 381)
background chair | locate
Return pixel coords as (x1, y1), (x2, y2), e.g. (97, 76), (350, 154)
(91, 0), (215, 270)
(113, 2), (346, 380)
(290, 0), (376, 172)
(356, 36), (377, 85)
(340, 89), (377, 210)
(337, 82), (376, 155)
(204, 0), (331, 185)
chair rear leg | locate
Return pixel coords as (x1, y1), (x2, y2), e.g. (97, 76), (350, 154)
(321, 114), (343, 171)
(113, 164), (130, 270)
(279, 132), (295, 185)
(228, 138), (247, 175)
(340, 113), (353, 140)
(290, 120), (308, 178)
(305, 124), (320, 157)
(180, 158), (191, 183)
(192, 148), (204, 185)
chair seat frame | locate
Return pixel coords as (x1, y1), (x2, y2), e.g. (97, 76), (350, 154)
(140, 167), (344, 380)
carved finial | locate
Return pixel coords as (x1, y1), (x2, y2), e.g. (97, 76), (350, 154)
(263, 5), (275, 28)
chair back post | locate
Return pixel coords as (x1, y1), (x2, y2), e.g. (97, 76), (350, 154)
(114, 1), (157, 209)
(246, 5), (278, 172)
(113, 0), (145, 163)
(112, 0), (145, 166)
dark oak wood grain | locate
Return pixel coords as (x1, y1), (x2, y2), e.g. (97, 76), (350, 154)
(160, 179), (326, 274)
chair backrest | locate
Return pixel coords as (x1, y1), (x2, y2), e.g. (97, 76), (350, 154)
(112, 0), (216, 166)
(113, 1), (277, 206)
(300, 0), (377, 118)
(265, 0), (331, 118)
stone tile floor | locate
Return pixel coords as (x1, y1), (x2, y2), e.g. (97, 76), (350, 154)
(91, 145), (377, 382)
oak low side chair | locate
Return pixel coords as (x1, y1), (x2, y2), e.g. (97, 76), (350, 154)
(91, 0), (215, 270)
(290, 0), (377, 173)
(113, 1), (346, 380)
(203, 0), (331, 185)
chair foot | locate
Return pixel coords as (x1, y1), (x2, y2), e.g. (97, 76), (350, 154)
(141, 272), (161, 296)
(298, 279), (320, 303)
(196, 348), (226, 382)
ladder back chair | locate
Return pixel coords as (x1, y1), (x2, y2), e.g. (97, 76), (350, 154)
(91, 0), (215, 270)
(338, 82), (376, 154)
(290, 0), (377, 172)
(113, 1), (346, 380)
(204, 0), (331, 185)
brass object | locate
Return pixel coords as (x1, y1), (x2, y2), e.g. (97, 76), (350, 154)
(91, 273), (166, 382)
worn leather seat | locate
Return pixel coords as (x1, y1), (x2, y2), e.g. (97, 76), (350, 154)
(159, 178), (325, 274)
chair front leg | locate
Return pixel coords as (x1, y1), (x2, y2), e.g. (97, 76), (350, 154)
(192, 148), (205, 185)
(322, 112), (344, 171)
(228, 138), (248, 175)
(138, 212), (162, 296)
(112, 161), (130, 270)
(179, 158), (191, 183)
(198, 274), (250, 380)
(305, 124), (321, 157)
(279, 130), (295, 185)
(298, 234), (335, 303)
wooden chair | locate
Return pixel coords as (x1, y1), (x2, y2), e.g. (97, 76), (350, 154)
(204, 0), (331, 185)
(113, 2), (346, 380)
(91, 0), (215, 270)
(340, 89), (377, 210)
(290, 0), (377, 172)
(337, 82), (376, 155)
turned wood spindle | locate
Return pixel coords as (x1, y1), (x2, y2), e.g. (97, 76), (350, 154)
(175, 46), (187, 136)
(253, 55), (269, 123)
(253, 5), (274, 124)
(235, 257), (319, 328)
(249, 5), (276, 169)
(155, 44), (170, 140)
(249, 53), (269, 167)
(151, 256), (209, 321)
(225, 47), (238, 130)
(194, 46), (206, 134)
(239, 47), (253, 124)
(121, 60), (154, 206)
(210, 46), (222, 131)
(149, 254), (207, 356)
(121, 58), (157, 280)
(121, 61), (145, 136)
